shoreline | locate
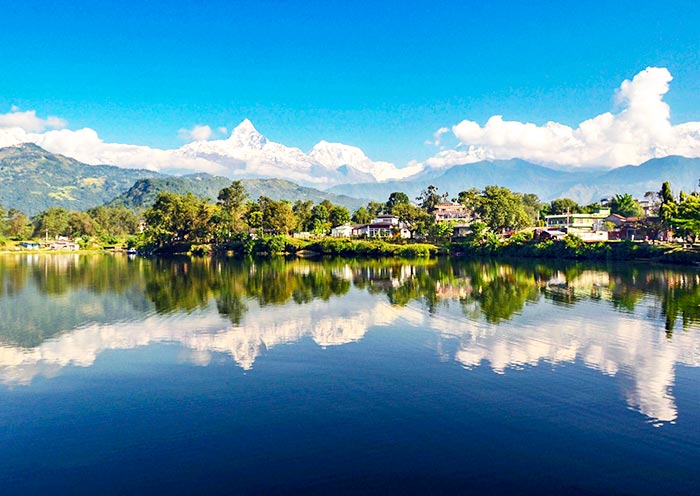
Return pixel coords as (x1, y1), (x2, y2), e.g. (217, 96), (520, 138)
(3, 240), (700, 267)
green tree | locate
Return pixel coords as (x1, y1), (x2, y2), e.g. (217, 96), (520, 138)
(310, 203), (331, 234)
(143, 192), (213, 247)
(671, 192), (700, 242)
(328, 205), (351, 227)
(472, 185), (532, 233)
(549, 198), (582, 215)
(259, 196), (296, 235)
(0, 205), (7, 236)
(67, 211), (96, 237)
(87, 205), (140, 236)
(392, 202), (432, 238)
(659, 181), (677, 227)
(217, 180), (248, 212)
(428, 220), (455, 243)
(352, 206), (372, 224)
(417, 185), (447, 213)
(386, 191), (410, 213)
(609, 193), (644, 218)
(216, 180), (249, 237)
(521, 193), (546, 224)
(293, 200), (314, 231)
(366, 201), (385, 217)
(6, 209), (32, 239)
(33, 207), (71, 239)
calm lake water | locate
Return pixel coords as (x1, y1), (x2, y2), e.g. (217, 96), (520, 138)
(1, 254), (700, 494)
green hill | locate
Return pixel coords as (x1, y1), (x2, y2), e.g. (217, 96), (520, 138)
(109, 175), (367, 211)
(0, 143), (161, 216)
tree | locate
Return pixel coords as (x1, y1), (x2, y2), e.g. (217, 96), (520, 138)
(216, 180), (249, 236)
(428, 220), (455, 243)
(671, 192), (700, 242)
(259, 196), (296, 235)
(659, 181), (677, 227)
(293, 200), (314, 232)
(609, 193), (644, 218)
(6, 209), (32, 239)
(309, 203), (330, 234)
(521, 193), (546, 224)
(352, 206), (372, 224)
(392, 202), (432, 238)
(67, 211), (96, 237)
(549, 198), (582, 215)
(0, 205), (8, 236)
(417, 185), (447, 213)
(386, 192), (410, 213)
(33, 207), (71, 239)
(366, 201), (385, 217)
(87, 205), (140, 236)
(217, 180), (248, 211)
(471, 185), (532, 233)
(328, 205), (351, 227)
(143, 192), (213, 247)
(456, 188), (480, 208)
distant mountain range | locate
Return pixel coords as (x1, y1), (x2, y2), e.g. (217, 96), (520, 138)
(3, 143), (700, 216)
(328, 156), (700, 204)
(0, 144), (366, 215)
(174, 119), (422, 187)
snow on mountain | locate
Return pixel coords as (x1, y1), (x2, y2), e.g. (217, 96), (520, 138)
(309, 140), (423, 181)
(177, 120), (423, 187)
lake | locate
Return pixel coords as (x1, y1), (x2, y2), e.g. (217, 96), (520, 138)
(1, 254), (700, 494)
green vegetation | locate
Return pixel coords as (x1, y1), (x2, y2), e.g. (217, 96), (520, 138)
(0, 143), (160, 216)
(2, 151), (700, 266)
(109, 176), (365, 211)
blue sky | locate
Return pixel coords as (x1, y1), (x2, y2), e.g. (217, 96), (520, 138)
(1, 0), (699, 166)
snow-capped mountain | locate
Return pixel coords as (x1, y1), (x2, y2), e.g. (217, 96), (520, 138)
(309, 140), (423, 182)
(177, 120), (422, 188)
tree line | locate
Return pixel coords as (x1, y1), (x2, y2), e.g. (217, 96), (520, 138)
(2, 179), (700, 248)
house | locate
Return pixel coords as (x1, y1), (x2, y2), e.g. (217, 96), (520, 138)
(353, 215), (411, 238)
(433, 203), (472, 223)
(604, 215), (667, 241)
(604, 213), (627, 228)
(544, 208), (611, 230)
(330, 224), (355, 238)
(45, 240), (80, 251)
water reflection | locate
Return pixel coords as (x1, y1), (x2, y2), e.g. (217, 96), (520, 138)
(1, 254), (700, 424)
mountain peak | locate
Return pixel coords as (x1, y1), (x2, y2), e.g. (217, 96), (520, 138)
(309, 140), (368, 167)
(227, 119), (266, 150)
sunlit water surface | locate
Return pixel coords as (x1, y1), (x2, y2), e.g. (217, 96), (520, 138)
(1, 254), (700, 494)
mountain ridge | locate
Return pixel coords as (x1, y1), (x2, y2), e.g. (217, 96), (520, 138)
(0, 144), (367, 215)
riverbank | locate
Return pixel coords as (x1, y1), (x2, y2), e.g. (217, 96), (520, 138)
(450, 236), (700, 265)
(5, 234), (700, 266)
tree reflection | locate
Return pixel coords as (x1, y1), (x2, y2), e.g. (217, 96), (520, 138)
(3, 254), (700, 348)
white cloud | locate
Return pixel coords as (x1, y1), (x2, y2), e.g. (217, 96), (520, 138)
(178, 124), (213, 142)
(425, 126), (450, 146)
(0, 107), (66, 132)
(430, 67), (700, 168)
(0, 121), (226, 175)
